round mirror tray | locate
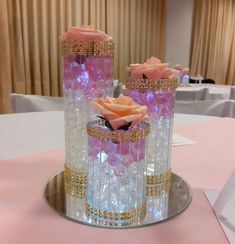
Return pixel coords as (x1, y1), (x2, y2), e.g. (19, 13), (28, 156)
(44, 171), (192, 229)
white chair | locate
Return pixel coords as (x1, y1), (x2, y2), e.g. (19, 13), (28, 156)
(175, 87), (209, 101)
(175, 100), (235, 118)
(229, 87), (235, 100)
(113, 83), (124, 98)
(9, 93), (64, 113)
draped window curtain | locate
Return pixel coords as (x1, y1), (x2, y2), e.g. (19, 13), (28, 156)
(0, 0), (165, 113)
(190, 0), (235, 85)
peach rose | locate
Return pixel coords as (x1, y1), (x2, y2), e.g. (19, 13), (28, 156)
(174, 64), (182, 71)
(145, 56), (161, 65)
(92, 95), (148, 130)
(128, 56), (176, 80)
(61, 25), (111, 41)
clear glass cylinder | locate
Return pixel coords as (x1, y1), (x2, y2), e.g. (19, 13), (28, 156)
(61, 39), (114, 215)
(145, 193), (169, 222)
(124, 78), (178, 195)
(86, 119), (149, 226)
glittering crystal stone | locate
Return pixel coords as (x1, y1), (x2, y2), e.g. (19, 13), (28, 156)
(97, 151), (108, 164)
(114, 164), (126, 177)
(117, 141), (130, 155)
(103, 140), (116, 154)
(108, 153), (121, 166)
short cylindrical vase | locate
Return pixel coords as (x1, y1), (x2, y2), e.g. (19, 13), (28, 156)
(124, 78), (178, 195)
(86, 119), (150, 226)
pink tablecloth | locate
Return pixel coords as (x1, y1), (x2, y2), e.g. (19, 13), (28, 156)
(172, 117), (235, 190)
(1, 116), (235, 243)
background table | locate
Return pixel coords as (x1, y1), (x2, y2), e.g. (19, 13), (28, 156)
(0, 111), (211, 160)
(1, 111), (234, 243)
(176, 84), (232, 101)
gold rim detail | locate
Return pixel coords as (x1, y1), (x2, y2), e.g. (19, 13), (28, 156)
(147, 171), (171, 196)
(61, 39), (114, 56)
(64, 165), (87, 199)
(87, 120), (150, 142)
(124, 78), (178, 92)
(86, 202), (146, 225)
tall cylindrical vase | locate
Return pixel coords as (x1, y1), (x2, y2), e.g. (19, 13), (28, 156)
(61, 36), (114, 218)
(86, 119), (150, 226)
(124, 78), (178, 195)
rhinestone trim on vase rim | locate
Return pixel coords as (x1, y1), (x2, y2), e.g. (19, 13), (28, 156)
(147, 170), (171, 196)
(64, 165), (87, 199)
(124, 78), (178, 92)
(86, 202), (146, 226)
(87, 120), (150, 142)
(61, 39), (114, 56)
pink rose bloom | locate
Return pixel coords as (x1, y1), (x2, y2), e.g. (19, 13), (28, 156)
(174, 64), (182, 71)
(92, 95), (149, 130)
(61, 25), (112, 41)
(145, 56), (161, 65)
(127, 56), (174, 80)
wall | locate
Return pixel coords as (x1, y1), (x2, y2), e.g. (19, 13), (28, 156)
(165, 0), (194, 68)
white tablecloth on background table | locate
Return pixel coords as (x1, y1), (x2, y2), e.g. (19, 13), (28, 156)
(176, 84), (232, 101)
(0, 111), (211, 160)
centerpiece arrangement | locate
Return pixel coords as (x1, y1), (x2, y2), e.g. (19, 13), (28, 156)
(86, 95), (150, 225)
(124, 57), (178, 196)
(49, 25), (192, 228)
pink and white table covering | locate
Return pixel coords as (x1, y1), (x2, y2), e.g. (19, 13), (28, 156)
(1, 111), (234, 243)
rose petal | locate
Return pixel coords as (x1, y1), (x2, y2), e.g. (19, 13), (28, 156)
(129, 106), (148, 115)
(70, 25), (96, 33)
(145, 56), (161, 65)
(155, 63), (169, 71)
(61, 32), (79, 40)
(110, 114), (143, 130)
(129, 64), (148, 73)
(105, 97), (114, 104)
(79, 31), (109, 41)
(144, 68), (162, 80)
(115, 94), (133, 105)
(103, 103), (130, 113)
(143, 114), (150, 121)
(61, 25), (111, 41)
(92, 102), (119, 120)
(103, 97), (140, 115)
(160, 69), (174, 78)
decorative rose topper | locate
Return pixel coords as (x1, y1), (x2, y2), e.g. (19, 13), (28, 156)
(174, 64), (190, 75)
(127, 56), (179, 80)
(92, 95), (149, 130)
(61, 25), (112, 41)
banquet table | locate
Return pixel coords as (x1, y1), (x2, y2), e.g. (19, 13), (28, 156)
(176, 84), (233, 101)
(1, 111), (234, 243)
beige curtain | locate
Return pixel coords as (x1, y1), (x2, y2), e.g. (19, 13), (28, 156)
(190, 0), (235, 85)
(0, 0), (165, 113)
(107, 0), (165, 82)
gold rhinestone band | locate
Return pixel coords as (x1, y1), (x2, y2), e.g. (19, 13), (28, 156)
(87, 120), (150, 142)
(87, 216), (144, 227)
(61, 39), (114, 56)
(64, 165), (87, 199)
(147, 181), (171, 196)
(147, 171), (171, 196)
(124, 78), (178, 92)
(86, 202), (146, 225)
(147, 171), (171, 185)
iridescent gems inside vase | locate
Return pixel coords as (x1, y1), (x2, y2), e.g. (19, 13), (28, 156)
(124, 78), (178, 195)
(86, 119), (149, 226)
(63, 53), (114, 179)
